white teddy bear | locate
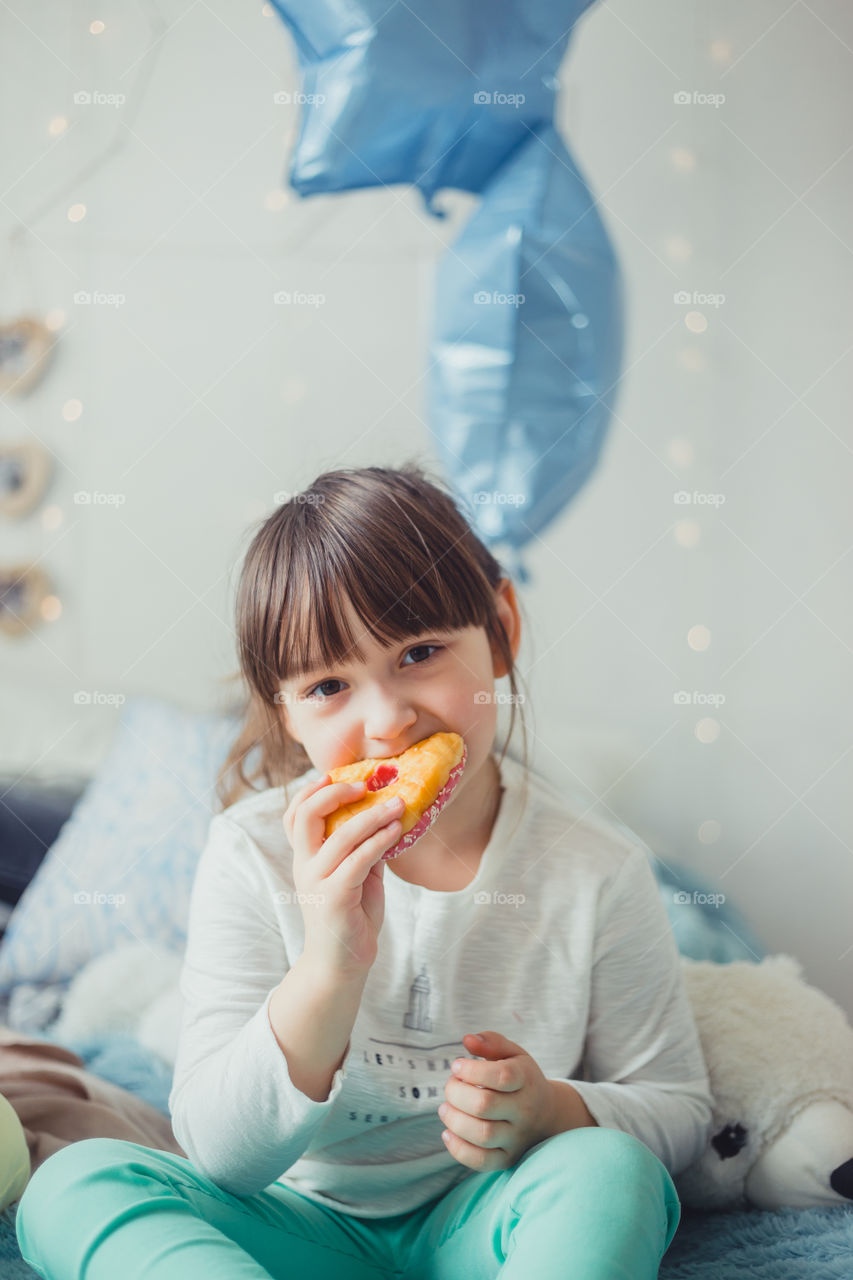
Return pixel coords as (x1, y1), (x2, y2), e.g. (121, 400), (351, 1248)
(675, 953), (853, 1210)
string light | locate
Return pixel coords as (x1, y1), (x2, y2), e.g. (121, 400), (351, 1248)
(695, 718), (720, 744)
(687, 625), (711, 651)
(67, 203), (86, 223)
(709, 40), (733, 67)
(62, 399), (82, 422)
(665, 235), (692, 262)
(670, 147), (697, 173)
(48, 116), (68, 137)
(89, 20), (105, 35)
(674, 520), (701, 548)
(264, 190), (291, 211)
(667, 438), (694, 468)
(45, 309), (65, 331)
(698, 819), (722, 844)
(42, 505), (64, 531)
(685, 311), (708, 333)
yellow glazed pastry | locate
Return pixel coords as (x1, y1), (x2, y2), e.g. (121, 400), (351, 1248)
(323, 732), (467, 860)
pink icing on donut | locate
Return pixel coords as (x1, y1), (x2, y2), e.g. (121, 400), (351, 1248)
(380, 744), (468, 861)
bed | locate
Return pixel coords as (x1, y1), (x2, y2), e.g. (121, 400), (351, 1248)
(1, 696), (851, 1277)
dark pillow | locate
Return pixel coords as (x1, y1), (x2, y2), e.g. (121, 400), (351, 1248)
(0, 778), (87, 909)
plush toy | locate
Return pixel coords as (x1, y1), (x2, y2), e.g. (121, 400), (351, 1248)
(676, 953), (853, 1211)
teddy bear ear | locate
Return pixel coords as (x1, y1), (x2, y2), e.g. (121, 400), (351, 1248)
(760, 953), (804, 982)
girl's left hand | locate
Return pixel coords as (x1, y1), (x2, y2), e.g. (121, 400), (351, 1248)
(438, 1030), (555, 1171)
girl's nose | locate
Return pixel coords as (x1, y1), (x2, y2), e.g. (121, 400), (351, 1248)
(361, 691), (417, 744)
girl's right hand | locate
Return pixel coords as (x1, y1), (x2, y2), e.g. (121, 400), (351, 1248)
(282, 772), (404, 979)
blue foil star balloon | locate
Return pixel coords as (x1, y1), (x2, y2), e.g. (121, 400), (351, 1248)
(270, 0), (623, 584)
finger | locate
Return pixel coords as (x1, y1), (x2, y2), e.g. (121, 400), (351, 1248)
(310, 778), (368, 809)
(450, 1056), (522, 1093)
(292, 780), (368, 853)
(321, 811), (403, 880)
(439, 1116), (512, 1170)
(438, 1101), (512, 1149)
(315, 793), (402, 860)
(443, 1078), (508, 1121)
(282, 773), (330, 835)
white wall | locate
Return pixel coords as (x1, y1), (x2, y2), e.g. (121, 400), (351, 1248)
(2, 2), (852, 1016)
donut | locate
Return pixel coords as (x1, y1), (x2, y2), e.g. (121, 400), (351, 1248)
(323, 732), (468, 861)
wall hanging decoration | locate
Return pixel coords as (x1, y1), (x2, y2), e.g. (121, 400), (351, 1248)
(0, 317), (55, 397)
(268, 0), (623, 584)
(0, 565), (53, 639)
(0, 441), (53, 520)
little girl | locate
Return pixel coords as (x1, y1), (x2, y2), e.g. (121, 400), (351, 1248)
(16, 463), (713, 1280)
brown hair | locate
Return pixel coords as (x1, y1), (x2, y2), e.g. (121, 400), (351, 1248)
(216, 462), (531, 828)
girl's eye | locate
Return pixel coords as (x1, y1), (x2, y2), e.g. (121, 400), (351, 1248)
(304, 644), (444, 702)
(402, 643), (442, 667)
(306, 679), (344, 701)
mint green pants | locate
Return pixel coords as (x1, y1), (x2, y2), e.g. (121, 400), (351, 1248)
(16, 1127), (680, 1279)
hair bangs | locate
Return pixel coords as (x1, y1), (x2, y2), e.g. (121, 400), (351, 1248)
(277, 499), (494, 686)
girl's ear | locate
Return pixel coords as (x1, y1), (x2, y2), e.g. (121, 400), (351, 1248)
(491, 577), (522, 678)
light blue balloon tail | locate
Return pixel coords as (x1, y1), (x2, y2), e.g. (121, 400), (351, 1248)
(428, 123), (624, 582)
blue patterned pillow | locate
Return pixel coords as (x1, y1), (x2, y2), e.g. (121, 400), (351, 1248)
(0, 697), (240, 1031)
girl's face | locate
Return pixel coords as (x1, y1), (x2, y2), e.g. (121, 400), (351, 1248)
(278, 580), (521, 792)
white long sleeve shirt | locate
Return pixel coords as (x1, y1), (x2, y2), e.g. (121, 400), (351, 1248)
(168, 751), (714, 1216)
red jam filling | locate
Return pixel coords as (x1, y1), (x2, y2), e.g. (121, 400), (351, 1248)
(366, 763), (398, 791)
